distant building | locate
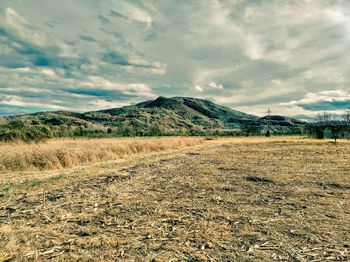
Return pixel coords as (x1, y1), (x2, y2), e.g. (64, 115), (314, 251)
(323, 127), (350, 139)
(309, 121), (350, 139)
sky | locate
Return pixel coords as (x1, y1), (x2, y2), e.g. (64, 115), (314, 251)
(0, 0), (350, 119)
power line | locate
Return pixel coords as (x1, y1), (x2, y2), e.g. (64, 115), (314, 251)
(267, 108), (272, 132)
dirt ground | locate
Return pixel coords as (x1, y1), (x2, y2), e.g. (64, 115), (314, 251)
(0, 137), (349, 261)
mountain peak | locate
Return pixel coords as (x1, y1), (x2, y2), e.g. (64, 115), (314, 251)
(142, 96), (183, 110)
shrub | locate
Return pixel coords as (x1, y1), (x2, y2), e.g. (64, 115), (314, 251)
(0, 125), (53, 143)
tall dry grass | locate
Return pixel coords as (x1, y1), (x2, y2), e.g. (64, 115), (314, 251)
(0, 137), (203, 173)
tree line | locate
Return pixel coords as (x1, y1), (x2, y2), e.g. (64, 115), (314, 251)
(312, 108), (350, 142)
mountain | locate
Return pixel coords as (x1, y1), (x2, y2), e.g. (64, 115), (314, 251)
(85, 96), (259, 129)
(0, 96), (307, 141)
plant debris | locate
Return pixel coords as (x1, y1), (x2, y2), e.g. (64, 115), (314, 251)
(0, 138), (349, 261)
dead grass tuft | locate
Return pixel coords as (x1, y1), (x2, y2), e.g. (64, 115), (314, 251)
(0, 137), (204, 173)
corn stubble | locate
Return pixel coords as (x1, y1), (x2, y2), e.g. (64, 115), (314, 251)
(0, 137), (349, 261)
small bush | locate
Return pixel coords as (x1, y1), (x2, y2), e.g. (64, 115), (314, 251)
(0, 126), (52, 143)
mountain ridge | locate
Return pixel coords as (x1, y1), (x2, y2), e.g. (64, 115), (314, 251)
(93, 96), (259, 128)
(0, 96), (307, 141)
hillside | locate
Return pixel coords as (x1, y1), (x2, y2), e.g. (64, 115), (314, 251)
(0, 96), (306, 141)
(86, 96), (258, 129)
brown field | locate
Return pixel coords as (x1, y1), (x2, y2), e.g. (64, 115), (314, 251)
(0, 137), (349, 261)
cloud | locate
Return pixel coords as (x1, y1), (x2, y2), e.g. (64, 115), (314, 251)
(101, 50), (167, 74)
(235, 103), (318, 119)
(1, 1), (350, 117)
(97, 15), (111, 25)
(0, 7), (86, 70)
(211, 79), (302, 105)
(193, 67), (232, 92)
(194, 82), (224, 93)
(81, 76), (152, 94)
(110, 1), (153, 27)
(89, 99), (128, 109)
(0, 94), (72, 111)
(280, 90), (350, 111)
(40, 68), (57, 78)
(207, 81), (223, 89)
(194, 85), (204, 92)
(303, 67), (345, 84)
(79, 35), (96, 42)
(1, 7), (47, 47)
(102, 51), (131, 66)
(325, 7), (350, 39)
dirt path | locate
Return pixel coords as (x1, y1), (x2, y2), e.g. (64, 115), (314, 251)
(1, 139), (350, 261)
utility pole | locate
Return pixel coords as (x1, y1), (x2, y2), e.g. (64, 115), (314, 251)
(133, 114), (137, 137)
(267, 108), (272, 131)
(266, 108), (272, 137)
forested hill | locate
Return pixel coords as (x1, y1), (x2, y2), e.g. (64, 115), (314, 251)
(0, 96), (306, 141)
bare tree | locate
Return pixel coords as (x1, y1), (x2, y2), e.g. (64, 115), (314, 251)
(343, 107), (350, 126)
(314, 111), (342, 142)
(315, 111), (333, 125)
(314, 111), (331, 138)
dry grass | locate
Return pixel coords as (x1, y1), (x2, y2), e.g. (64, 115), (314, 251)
(0, 137), (350, 261)
(0, 137), (204, 173)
